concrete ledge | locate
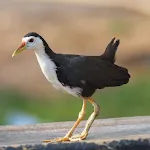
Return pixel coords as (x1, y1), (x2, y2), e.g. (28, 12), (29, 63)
(0, 116), (150, 150)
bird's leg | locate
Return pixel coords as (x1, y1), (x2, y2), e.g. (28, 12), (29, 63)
(43, 99), (86, 143)
(65, 99), (86, 138)
(69, 97), (100, 141)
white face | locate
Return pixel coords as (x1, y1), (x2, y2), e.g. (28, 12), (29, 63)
(22, 36), (44, 51)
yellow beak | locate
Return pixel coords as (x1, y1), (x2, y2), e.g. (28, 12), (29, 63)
(12, 41), (26, 57)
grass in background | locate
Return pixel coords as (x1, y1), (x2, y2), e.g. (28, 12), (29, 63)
(0, 74), (150, 125)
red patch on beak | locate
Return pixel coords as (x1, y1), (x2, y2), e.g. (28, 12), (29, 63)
(18, 41), (26, 50)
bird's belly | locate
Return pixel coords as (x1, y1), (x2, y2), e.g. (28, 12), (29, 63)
(46, 74), (81, 97)
(53, 82), (81, 97)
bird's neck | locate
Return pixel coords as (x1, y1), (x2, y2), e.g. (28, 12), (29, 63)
(34, 42), (56, 63)
(34, 45), (57, 82)
(34, 38), (55, 58)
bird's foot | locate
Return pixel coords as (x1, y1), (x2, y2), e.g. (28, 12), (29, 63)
(43, 136), (70, 143)
(69, 131), (88, 141)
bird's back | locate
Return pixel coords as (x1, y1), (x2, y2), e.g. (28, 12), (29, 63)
(52, 53), (130, 97)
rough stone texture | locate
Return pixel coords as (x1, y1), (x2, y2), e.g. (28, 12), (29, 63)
(1, 140), (150, 150)
(0, 116), (150, 150)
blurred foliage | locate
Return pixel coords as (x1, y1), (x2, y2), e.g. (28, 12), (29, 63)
(108, 19), (131, 36)
(1, 74), (150, 125)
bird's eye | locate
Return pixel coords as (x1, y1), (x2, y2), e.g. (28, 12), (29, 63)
(29, 38), (34, 43)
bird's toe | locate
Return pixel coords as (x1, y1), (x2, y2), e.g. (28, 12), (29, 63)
(43, 136), (70, 143)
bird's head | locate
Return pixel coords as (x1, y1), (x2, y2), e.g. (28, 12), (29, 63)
(12, 32), (47, 57)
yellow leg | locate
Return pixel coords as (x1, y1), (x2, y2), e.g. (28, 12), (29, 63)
(69, 97), (100, 141)
(43, 99), (87, 143)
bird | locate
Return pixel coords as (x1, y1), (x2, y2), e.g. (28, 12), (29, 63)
(12, 32), (130, 142)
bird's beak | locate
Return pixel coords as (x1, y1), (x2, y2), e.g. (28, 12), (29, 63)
(12, 41), (26, 57)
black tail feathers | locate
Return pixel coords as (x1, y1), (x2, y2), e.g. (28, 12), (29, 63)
(100, 37), (120, 63)
(105, 66), (130, 87)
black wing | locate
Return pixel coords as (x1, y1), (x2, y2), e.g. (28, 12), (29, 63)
(53, 54), (130, 89)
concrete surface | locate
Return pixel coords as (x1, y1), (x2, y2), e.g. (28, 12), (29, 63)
(0, 116), (150, 150)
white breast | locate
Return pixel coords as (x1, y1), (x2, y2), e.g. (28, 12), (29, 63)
(34, 51), (81, 97)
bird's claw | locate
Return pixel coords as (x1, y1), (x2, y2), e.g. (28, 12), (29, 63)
(43, 136), (70, 143)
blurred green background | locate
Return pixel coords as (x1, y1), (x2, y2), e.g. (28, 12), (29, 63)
(1, 0), (150, 125)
